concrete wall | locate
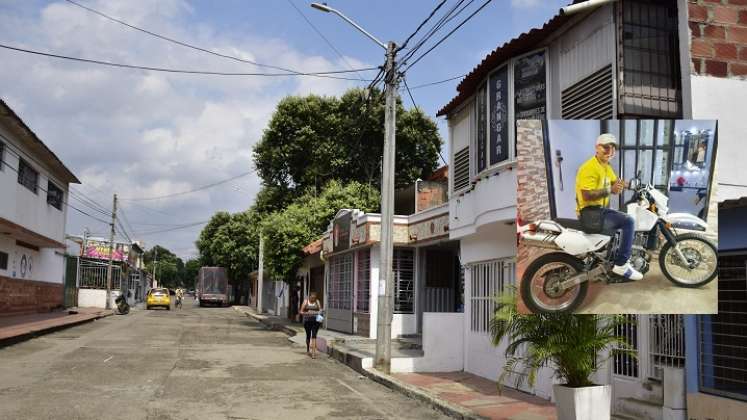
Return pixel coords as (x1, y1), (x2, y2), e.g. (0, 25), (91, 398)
(390, 313), (464, 373)
(0, 124), (69, 244)
(78, 288), (121, 309)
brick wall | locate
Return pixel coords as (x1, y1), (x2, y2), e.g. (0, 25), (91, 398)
(689, 0), (747, 78)
(516, 120), (553, 312)
(0, 276), (64, 316)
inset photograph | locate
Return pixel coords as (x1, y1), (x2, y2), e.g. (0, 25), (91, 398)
(516, 119), (718, 314)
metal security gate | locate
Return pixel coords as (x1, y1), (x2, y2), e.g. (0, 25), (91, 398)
(78, 259), (122, 289)
(326, 253), (354, 333)
(63, 256), (78, 307)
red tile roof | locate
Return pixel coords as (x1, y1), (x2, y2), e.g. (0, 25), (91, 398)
(303, 238), (323, 255)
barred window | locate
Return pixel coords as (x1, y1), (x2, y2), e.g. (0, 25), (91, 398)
(469, 259), (515, 333)
(393, 248), (414, 314)
(356, 249), (371, 313)
(0, 141), (4, 171)
(613, 314), (639, 378)
(47, 181), (63, 210)
(329, 253), (353, 311)
(18, 158), (38, 193)
(0, 251), (8, 270)
(699, 255), (747, 401)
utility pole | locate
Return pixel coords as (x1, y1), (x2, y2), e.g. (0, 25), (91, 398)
(257, 235), (264, 314)
(375, 41), (398, 374)
(105, 194), (117, 310)
(310, 2), (399, 374)
(153, 246), (158, 287)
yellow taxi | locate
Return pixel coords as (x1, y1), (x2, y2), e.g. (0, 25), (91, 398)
(146, 288), (171, 310)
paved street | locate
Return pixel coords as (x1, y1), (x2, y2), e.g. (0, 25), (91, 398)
(0, 303), (449, 420)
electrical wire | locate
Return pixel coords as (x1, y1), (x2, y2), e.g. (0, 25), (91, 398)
(133, 220), (211, 236)
(401, 0), (494, 73)
(397, 0), (450, 52)
(0, 43), (377, 80)
(409, 73), (467, 89)
(119, 169), (255, 201)
(0, 157), (111, 225)
(285, 0), (366, 82)
(397, 0), (467, 68)
(401, 77), (448, 166)
(62, 0), (373, 82)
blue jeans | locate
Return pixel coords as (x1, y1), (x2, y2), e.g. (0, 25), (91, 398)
(601, 208), (635, 266)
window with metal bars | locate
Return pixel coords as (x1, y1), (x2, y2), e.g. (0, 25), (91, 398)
(649, 314), (685, 381)
(0, 251), (8, 270)
(47, 181), (63, 210)
(356, 249), (370, 313)
(0, 141), (4, 171)
(561, 65), (614, 120)
(329, 253), (353, 311)
(453, 146), (470, 192)
(699, 255), (747, 401)
(17, 158), (38, 194)
(617, 0), (682, 118)
(393, 248), (414, 314)
(469, 259), (515, 334)
(613, 314), (639, 378)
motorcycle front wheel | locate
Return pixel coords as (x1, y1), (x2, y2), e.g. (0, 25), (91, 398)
(520, 252), (589, 314)
(659, 233), (718, 288)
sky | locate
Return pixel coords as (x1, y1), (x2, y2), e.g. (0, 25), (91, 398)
(0, 0), (567, 260)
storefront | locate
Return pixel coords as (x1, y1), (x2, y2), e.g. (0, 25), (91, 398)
(319, 206), (459, 338)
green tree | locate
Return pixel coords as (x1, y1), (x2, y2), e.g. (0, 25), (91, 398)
(253, 87), (441, 209)
(195, 212), (231, 267)
(261, 180), (379, 281)
(195, 210), (262, 284)
(143, 245), (184, 289)
(184, 258), (201, 289)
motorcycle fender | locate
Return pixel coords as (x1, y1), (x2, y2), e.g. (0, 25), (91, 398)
(554, 231), (611, 256)
(664, 213), (708, 231)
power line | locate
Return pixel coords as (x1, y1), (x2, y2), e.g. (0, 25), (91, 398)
(401, 77), (448, 167)
(134, 220), (211, 236)
(409, 73), (466, 89)
(63, 0), (373, 82)
(397, 0), (468, 68)
(0, 43), (377, 80)
(401, 0), (494, 73)
(119, 169), (255, 201)
(0, 156), (111, 225)
(397, 0), (450, 52)
(285, 0), (366, 82)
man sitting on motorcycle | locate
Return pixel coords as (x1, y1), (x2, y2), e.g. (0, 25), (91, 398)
(575, 133), (643, 281)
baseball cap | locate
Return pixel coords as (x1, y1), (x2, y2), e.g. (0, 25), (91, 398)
(596, 133), (618, 148)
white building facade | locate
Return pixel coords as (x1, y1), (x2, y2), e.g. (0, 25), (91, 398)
(0, 99), (79, 315)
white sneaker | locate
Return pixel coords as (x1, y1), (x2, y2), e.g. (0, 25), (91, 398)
(612, 262), (643, 281)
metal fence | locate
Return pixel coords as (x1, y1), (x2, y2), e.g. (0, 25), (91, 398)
(649, 314), (685, 380)
(469, 259), (515, 334)
(78, 259), (122, 290)
(613, 314), (639, 378)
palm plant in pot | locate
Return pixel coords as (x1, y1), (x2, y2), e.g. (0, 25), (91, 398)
(489, 290), (635, 420)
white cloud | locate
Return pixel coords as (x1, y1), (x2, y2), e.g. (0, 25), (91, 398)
(511, 0), (543, 9)
(0, 0), (372, 258)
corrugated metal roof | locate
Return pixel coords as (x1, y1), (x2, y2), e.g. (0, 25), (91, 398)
(0, 98), (80, 184)
(436, 2), (586, 117)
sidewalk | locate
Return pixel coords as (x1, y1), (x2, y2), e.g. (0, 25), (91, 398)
(0, 307), (112, 347)
(232, 306), (557, 420)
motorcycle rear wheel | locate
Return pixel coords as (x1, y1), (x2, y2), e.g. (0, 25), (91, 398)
(520, 252), (589, 314)
(659, 233), (718, 288)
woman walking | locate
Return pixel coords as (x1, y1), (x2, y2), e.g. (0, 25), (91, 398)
(300, 292), (323, 358)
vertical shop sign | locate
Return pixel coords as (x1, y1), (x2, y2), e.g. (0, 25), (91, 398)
(476, 83), (487, 173)
(514, 51), (547, 121)
(489, 66), (509, 165)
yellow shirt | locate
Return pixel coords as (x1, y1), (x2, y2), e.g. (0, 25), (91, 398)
(575, 156), (617, 214)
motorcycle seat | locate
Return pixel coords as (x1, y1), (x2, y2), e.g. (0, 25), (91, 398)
(553, 218), (585, 231)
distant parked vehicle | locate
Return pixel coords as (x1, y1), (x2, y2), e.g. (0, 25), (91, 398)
(197, 267), (229, 307)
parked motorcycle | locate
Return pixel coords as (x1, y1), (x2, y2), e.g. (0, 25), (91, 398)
(115, 293), (130, 315)
(518, 171), (718, 314)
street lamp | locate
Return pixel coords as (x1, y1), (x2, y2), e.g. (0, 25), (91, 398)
(311, 2), (398, 374)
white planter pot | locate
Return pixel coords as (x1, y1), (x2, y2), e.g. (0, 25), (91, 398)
(553, 384), (611, 420)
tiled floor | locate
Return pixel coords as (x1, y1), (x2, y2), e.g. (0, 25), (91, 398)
(394, 372), (557, 420)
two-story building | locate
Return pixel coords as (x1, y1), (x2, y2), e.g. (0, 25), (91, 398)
(0, 99), (80, 316)
(436, 0), (747, 417)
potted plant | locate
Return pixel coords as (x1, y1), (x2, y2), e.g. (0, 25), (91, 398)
(490, 290), (634, 420)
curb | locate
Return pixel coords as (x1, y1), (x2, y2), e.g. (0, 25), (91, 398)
(0, 311), (113, 348)
(231, 307), (485, 420)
